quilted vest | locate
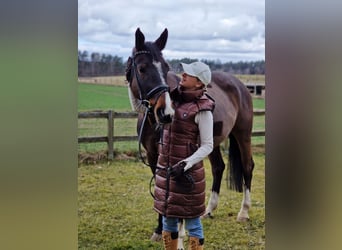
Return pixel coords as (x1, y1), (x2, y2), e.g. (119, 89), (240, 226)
(153, 90), (215, 218)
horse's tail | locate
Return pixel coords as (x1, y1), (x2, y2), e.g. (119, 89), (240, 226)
(228, 134), (244, 193)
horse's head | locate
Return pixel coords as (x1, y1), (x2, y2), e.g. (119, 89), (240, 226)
(126, 28), (174, 125)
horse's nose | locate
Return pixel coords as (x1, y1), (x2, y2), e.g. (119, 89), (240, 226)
(156, 108), (172, 124)
(163, 92), (174, 117)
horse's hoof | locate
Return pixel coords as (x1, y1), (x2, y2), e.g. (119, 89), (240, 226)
(177, 241), (184, 250)
(201, 212), (214, 219)
(236, 216), (249, 222)
(150, 232), (162, 242)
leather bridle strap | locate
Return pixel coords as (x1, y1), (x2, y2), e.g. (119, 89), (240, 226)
(137, 106), (153, 167)
(132, 50), (169, 107)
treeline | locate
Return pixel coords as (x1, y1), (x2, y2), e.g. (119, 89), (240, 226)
(78, 50), (265, 77)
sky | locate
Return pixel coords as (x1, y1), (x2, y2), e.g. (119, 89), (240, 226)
(78, 0), (265, 63)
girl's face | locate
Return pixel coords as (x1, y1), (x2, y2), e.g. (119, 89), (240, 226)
(180, 73), (204, 90)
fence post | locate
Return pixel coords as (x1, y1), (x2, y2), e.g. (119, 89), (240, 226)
(107, 110), (114, 160)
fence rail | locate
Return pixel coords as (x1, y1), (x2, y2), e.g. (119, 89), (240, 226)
(78, 110), (265, 160)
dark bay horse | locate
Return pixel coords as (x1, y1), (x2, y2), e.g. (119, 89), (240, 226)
(126, 28), (255, 244)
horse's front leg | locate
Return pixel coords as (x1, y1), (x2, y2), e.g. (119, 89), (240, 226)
(202, 147), (225, 218)
(177, 219), (185, 250)
(150, 213), (163, 241)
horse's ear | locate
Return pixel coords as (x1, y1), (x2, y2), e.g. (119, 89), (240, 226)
(135, 28), (145, 51)
(154, 28), (168, 51)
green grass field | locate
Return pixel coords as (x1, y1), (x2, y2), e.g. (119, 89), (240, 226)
(78, 83), (131, 112)
(78, 154), (265, 249)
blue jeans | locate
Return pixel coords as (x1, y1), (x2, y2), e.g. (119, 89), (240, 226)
(162, 216), (204, 239)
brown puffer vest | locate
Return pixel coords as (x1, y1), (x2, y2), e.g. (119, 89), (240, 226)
(153, 90), (215, 218)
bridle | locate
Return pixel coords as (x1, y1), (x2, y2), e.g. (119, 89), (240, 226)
(127, 50), (170, 168)
(130, 50), (169, 109)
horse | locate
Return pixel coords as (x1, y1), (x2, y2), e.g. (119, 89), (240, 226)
(125, 28), (255, 246)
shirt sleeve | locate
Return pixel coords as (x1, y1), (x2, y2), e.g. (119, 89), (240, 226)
(183, 110), (214, 167)
(128, 86), (146, 113)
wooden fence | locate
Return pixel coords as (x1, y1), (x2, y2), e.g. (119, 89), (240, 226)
(78, 110), (265, 160)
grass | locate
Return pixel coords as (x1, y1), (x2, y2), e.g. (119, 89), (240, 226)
(78, 82), (131, 112)
(78, 153), (265, 249)
(235, 74), (265, 84)
(252, 98), (265, 110)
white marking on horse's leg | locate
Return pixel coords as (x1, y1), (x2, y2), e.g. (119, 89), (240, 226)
(150, 232), (162, 242)
(202, 191), (219, 218)
(177, 220), (185, 250)
(237, 186), (251, 222)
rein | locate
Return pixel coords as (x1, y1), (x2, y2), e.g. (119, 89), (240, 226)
(129, 50), (171, 198)
(137, 106), (153, 167)
(137, 98), (163, 200)
(129, 50), (168, 167)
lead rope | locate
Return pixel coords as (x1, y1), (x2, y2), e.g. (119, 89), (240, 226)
(137, 105), (152, 167)
(130, 50), (170, 200)
(138, 107), (158, 199)
(137, 104), (163, 200)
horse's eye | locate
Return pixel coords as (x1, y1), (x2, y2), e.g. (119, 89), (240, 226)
(138, 64), (146, 74)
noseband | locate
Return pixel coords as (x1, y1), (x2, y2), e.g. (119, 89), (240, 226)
(131, 50), (169, 109)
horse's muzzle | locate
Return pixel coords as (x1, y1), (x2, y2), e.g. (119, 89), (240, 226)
(156, 108), (172, 124)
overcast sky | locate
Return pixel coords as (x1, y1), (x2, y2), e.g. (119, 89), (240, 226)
(78, 0), (265, 63)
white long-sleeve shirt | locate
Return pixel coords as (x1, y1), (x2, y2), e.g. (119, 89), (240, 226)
(183, 110), (214, 171)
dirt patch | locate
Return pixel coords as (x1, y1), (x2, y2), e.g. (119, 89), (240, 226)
(78, 150), (140, 165)
(78, 151), (108, 165)
(252, 144), (265, 154)
(78, 76), (127, 86)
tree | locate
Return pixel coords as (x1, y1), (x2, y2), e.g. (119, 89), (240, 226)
(77, 50), (265, 77)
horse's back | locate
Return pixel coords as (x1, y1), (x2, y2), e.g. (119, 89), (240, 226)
(210, 71), (253, 112)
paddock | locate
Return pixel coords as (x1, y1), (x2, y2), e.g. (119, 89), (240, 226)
(78, 151), (265, 249)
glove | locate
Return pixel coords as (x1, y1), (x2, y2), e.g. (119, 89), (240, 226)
(169, 161), (186, 179)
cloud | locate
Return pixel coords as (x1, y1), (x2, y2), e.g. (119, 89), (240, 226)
(78, 0), (265, 62)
